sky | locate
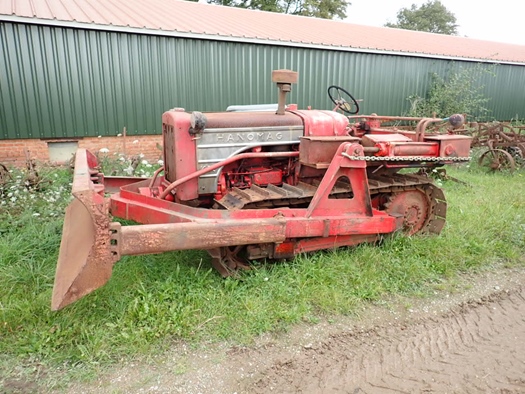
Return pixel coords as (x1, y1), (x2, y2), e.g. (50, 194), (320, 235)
(344, 0), (525, 46)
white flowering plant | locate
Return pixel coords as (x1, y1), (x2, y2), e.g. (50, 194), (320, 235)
(95, 150), (162, 178)
(0, 166), (72, 225)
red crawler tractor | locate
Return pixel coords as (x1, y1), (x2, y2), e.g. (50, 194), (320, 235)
(52, 70), (472, 310)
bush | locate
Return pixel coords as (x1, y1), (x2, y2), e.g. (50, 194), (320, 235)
(407, 64), (495, 120)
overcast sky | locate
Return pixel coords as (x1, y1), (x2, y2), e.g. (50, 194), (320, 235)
(344, 0), (525, 46)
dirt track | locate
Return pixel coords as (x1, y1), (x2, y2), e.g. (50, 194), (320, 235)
(250, 288), (525, 393)
(66, 268), (525, 394)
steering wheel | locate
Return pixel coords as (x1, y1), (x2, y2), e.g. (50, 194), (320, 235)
(328, 85), (359, 115)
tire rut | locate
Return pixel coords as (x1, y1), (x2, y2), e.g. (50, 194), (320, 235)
(249, 287), (525, 393)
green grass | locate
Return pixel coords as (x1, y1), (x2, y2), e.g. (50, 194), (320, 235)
(1, 155), (524, 390)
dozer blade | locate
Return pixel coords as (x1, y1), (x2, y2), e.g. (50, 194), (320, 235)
(51, 149), (116, 310)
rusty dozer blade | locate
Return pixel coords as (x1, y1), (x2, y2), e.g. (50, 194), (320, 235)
(52, 149), (116, 310)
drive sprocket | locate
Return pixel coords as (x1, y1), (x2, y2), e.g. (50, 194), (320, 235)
(383, 184), (447, 236)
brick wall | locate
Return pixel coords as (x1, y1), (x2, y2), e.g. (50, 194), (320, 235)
(0, 135), (163, 167)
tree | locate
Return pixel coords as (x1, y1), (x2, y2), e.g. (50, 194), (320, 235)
(198, 0), (350, 19)
(385, 0), (458, 35)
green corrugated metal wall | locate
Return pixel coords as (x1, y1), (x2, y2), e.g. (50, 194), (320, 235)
(1, 21), (525, 140)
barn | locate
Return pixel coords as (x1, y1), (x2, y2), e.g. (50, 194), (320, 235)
(1, 0), (525, 164)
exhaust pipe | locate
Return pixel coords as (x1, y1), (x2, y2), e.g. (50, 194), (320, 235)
(272, 69), (298, 115)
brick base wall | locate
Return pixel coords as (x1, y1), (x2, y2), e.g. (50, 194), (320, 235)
(0, 135), (163, 167)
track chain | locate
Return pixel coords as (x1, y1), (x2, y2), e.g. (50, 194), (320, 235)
(341, 153), (471, 162)
(218, 172), (446, 234)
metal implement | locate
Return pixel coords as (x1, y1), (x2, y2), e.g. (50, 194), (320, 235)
(52, 70), (472, 310)
(469, 122), (525, 172)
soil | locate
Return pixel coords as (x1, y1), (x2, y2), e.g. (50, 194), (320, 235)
(7, 267), (525, 394)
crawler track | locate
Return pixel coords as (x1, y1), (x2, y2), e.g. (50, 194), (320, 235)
(217, 173), (447, 235)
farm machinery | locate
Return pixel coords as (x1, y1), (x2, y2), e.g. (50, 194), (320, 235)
(52, 70), (472, 310)
(470, 122), (525, 172)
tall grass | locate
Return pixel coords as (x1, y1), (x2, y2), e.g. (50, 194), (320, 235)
(0, 155), (524, 388)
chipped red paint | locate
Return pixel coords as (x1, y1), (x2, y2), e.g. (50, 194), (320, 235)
(52, 93), (473, 310)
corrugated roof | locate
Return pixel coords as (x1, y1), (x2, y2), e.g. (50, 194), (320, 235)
(2, 0), (525, 64)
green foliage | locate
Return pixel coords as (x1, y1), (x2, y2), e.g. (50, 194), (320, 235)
(198, 0), (350, 19)
(407, 65), (494, 119)
(95, 149), (163, 178)
(0, 156), (524, 390)
(385, 0), (458, 35)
